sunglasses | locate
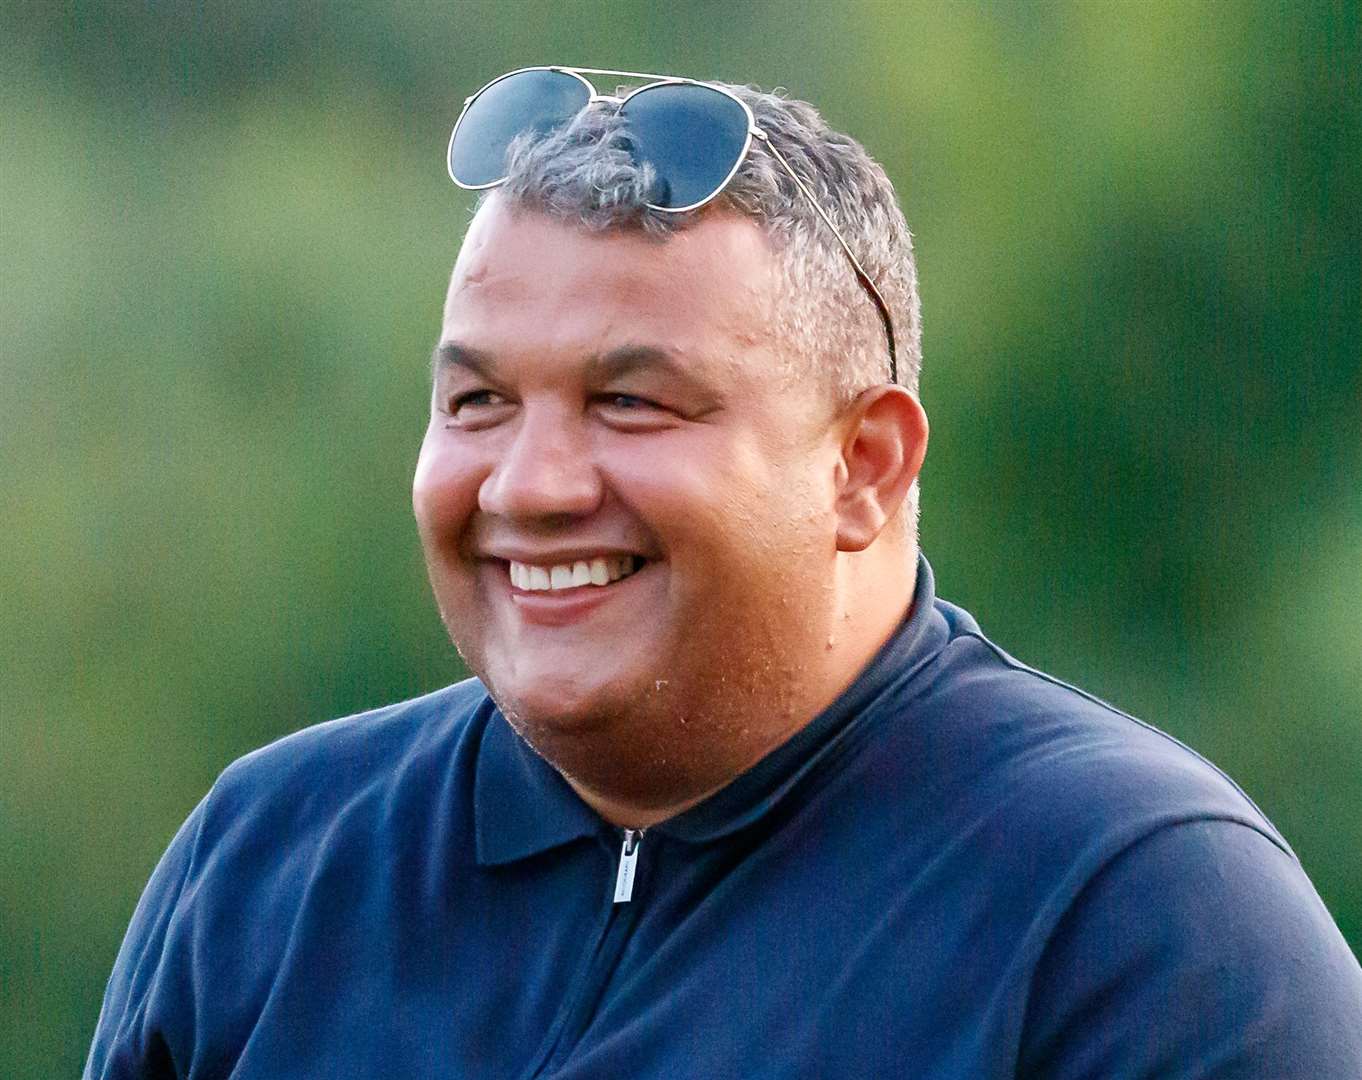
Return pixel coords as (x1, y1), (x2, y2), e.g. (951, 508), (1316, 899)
(447, 66), (898, 384)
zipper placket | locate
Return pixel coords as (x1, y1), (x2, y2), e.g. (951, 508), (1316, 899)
(527, 828), (649, 1077)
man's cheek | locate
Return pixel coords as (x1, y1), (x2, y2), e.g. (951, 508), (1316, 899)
(413, 472), (479, 544)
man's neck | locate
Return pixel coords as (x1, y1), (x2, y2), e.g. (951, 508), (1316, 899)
(566, 548), (919, 830)
(565, 778), (716, 831)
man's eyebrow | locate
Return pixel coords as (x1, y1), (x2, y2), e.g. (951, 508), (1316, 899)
(431, 341), (496, 380)
(589, 345), (707, 388)
(431, 341), (718, 398)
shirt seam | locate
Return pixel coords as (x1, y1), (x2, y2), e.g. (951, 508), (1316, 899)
(1014, 812), (1304, 1075)
(954, 629), (1295, 862)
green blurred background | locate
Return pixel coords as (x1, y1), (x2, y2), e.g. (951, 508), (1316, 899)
(2, 2), (1358, 1073)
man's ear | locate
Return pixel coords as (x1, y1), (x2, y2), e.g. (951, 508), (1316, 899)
(833, 386), (929, 552)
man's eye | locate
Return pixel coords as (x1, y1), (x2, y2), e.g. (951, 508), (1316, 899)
(593, 393), (678, 430)
(448, 390), (507, 413)
(598, 394), (661, 411)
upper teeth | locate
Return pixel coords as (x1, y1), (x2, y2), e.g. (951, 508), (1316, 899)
(509, 556), (639, 591)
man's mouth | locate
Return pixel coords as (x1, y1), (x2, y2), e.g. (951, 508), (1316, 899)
(507, 556), (645, 592)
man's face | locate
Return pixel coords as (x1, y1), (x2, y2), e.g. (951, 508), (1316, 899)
(413, 197), (846, 804)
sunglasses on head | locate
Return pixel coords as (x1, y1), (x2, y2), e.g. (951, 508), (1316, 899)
(447, 66), (898, 384)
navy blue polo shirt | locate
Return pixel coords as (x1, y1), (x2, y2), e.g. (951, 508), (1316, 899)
(87, 557), (1362, 1078)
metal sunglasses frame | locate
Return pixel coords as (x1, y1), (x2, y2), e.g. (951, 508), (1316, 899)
(447, 65), (898, 384)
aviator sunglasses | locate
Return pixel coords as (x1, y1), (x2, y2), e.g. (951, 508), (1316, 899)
(447, 66), (898, 384)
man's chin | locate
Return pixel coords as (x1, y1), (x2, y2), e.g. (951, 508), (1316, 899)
(487, 676), (619, 741)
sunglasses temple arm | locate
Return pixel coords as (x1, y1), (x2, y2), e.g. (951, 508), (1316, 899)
(755, 132), (898, 385)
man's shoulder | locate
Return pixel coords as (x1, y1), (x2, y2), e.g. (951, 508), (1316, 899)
(910, 610), (1290, 860)
(877, 611), (1361, 1041)
(83, 678), (501, 1074)
(202, 677), (493, 837)
(221, 676), (489, 780)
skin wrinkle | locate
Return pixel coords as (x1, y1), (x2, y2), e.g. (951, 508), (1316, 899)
(415, 194), (925, 827)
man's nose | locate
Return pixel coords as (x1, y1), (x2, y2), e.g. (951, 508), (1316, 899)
(478, 405), (604, 521)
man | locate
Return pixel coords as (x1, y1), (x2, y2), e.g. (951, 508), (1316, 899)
(88, 68), (1361, 1078)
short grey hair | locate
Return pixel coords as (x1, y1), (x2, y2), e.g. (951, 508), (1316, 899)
(493, 83), (922, 403)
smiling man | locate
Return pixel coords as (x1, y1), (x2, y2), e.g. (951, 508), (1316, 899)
(88, 71), (1361, 1078)
(414, 198), (925, 830)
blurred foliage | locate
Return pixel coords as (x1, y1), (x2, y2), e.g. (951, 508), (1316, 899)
(2, 2), (1358, 1074)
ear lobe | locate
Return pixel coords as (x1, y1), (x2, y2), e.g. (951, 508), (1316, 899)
(834, 386), (929, 553)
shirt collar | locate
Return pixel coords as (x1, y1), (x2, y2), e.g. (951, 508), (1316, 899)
(474, 553), (948, 864)
(655, 552), (947, 844)
(474, 711), (602, 866)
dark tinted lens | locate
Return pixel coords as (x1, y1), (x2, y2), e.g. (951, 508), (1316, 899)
(449, 69), (591, 187)
(620, 84), (751, 209)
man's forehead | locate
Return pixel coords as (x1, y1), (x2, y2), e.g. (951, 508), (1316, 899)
(445, 197), (779, 317)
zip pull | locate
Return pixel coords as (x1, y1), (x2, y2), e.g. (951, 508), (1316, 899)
(613, 829), (643, 903)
